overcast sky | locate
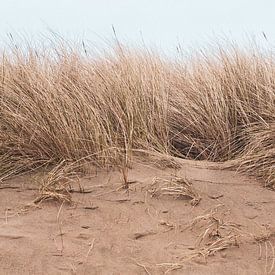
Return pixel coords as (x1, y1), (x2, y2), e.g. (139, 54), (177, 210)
(1, 0), (275, 52)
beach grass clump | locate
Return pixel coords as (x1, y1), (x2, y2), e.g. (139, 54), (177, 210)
(0, 40), (274, 188)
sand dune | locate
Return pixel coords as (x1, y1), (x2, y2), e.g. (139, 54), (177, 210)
(0, 159), (274, 274)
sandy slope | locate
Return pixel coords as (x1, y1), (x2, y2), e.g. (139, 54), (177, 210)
(0, 159), (274, 275)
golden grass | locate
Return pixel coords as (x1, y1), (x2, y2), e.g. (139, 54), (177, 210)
(0, 41), (274, 188)
(236, 122), (275, 189)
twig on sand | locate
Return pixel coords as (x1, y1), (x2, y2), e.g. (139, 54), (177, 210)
(0, 185), (20, 190)
(85, 238), (96, 260)
(267, 241), (275, 275)
(130, 230), (157, 240)
(257, 237), (275, 274)
(57, 202), (65, 254)
(130, 258), (152, 275)
(156, 262), (184, 274)
(83, 205), (99, 210)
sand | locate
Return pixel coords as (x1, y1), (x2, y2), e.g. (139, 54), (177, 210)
(0, 159), (274, 274)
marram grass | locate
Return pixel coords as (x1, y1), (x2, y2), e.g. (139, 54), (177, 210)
(0, 41), (274, 189)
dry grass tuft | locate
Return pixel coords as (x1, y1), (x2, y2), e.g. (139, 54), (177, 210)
(251, 227), (275, 274)
(158, 205), (242, 273)
(33, 161), (76, 204)
(184, 205), (241, 261)
(148, 176), (201, 205)
(236, 122), (275, 189)
(159, 206), (275, 273)
(186, 234), (239, 261)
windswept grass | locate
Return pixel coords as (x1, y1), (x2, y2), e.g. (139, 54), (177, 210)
(237, 122), (275, 189)
(0, 40), (274, 188)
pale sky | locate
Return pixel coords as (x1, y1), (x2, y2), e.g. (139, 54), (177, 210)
(1, 0), (275, 52)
